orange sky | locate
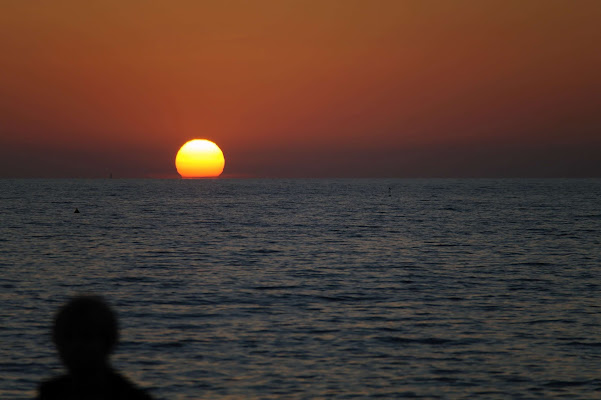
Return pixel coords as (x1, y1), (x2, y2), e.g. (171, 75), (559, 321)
(1, 0), (600, 177)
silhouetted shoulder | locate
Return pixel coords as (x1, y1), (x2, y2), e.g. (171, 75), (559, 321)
(37, 375), (70, 400)
(37, 371), (153, 400)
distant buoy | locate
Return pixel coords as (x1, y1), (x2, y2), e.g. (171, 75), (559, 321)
(74, 208), (80, 213)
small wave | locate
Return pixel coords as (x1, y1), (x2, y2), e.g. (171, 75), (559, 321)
(305, 328), (338, 334)
(525, 319), (576, 325)
(315, 294), (383, 302)
(431, 368), (462, 375)
(112, 276), (154, 283)
(509, 262), (553, 267)
(576, 214), (601, 219)
(394, 391), (427, 398)
(512, 277), (550, 282)
(252, 285), (301, 291)
(150, 341), (186, 349)
(168, 323), (203, 330)
(378, 336), (453, 345)
(502, 375), (531, 383)
(543, 379), (594, 388)
(252, 249), (281, 254)
(563, 341), (601, 347)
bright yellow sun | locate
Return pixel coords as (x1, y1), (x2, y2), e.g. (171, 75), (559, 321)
(175, 139), (225, 178)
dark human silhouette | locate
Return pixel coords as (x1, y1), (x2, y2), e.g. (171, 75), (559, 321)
(37, 295), (153, 400)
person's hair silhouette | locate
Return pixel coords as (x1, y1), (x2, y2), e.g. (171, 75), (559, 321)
(37, 295), (153, 400)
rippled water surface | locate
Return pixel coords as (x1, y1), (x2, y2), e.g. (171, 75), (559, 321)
(1, 179), (600, 399)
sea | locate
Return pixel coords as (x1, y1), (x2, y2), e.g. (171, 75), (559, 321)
(0, 179), (600, 399)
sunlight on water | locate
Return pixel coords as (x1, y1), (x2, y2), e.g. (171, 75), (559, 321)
(1, 179), (600, 399)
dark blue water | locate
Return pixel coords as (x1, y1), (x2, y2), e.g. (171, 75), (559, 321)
(1, 179), (600, 399)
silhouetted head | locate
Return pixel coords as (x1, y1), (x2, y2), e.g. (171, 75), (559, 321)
(52, 295), (119, 378)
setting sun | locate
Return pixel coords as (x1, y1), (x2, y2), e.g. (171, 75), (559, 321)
(175, 139), (225, 178)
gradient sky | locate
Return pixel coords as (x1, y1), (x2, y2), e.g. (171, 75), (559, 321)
(1, 0), (600, 178)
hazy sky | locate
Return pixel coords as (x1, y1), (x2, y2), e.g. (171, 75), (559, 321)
(1, 0), (600, 178)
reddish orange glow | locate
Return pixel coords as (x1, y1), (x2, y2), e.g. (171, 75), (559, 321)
(175, 140), (225, 178)
(0, 1), (600, 178)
